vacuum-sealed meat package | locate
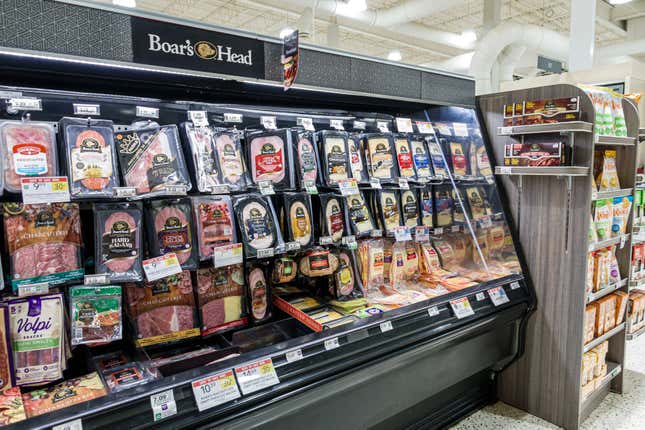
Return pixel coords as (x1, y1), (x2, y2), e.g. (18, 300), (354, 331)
(233, 194), (284, 258)
(115, 124), (192, 196)
(246, 262), (271, 324)
(279, 193), (314, 248)
(59, 117), (119, 198)
(318, 130), (350, 187)
(196, 265), (247, 336)
(314, 193), (347, 245)
(192, 195), (236, 261)
(246, 128), (295, 190)
(292, 130), (320, 188)
(94, 202), (143, 282)
(0, 120), (57, 193)
(145, 198), (197, 270)
(333, 249), (364, 301)
(69, 285), (122, 346)
(212, 128), (247, 191)
(3, 202), (83, 291)
(180, 122), (221, 192)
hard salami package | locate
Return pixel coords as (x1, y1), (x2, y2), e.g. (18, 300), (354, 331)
(233, 193), (284, 258)
(212, 128), (247, 191)
(8, 293), (65, 386)
(0, 120), (57, 193)
(125, 270), (199, 347)
(0, 305), (15, 391)
(3, 202), (83, 291)
(59, 117), (119, 198)
(292, 129), (320, 188)
(363, 134), (397, 182)
(345, 192), (375, 237)
(69, 285), (122, 346)
(348, 135), (369, 183)
(409, 137), (432, 180)
(192, 195), (236, 261)
(279, 193), (314, 248)
(145, 198), (198, 270)
(115, 124), (192, 196)
(94, 202), (143, 282)
(180, 122), (220, 192)
(318, 130), (351, 187)
(314, 193), (347, 245)
(196, 265), (247, 336)
(393, 136), (417, 180)
(246, 262), (272, 324)
(245, 128), (295, 190)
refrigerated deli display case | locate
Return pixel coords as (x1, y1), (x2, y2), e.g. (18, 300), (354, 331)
(0, 6), (534, 430)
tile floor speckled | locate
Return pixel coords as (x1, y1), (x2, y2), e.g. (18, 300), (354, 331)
(450, 336), (645, 430)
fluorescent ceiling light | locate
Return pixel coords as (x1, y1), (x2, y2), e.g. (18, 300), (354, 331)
(113, 0), (136, 7)
(279, 27), (296, 39)
(608, 0), (633, 4)
(387, 49), (402, 61)
(460, 30), (477, 44)
(337, 0), (368, 16)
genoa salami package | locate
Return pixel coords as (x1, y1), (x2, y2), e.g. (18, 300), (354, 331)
(245, 128), (295, 190)
(196, 265), (247, 336)
(345, 192), (375, 237)
(314, 193), (347, 245)
(69, 285), (122, 346)
(180, 122), (221, 192)
(3, 202), (83, 291)
(409, 137), (432, 180)
(233, 194), (284, 258)
(0, 120), (57, 193)
(292, 129), (320, 188)
(59, 117), (119, 198)
(318, 130), (350, 187)
(363, 134), (397, 182)
(8, 293), (64, 386)
(212, 128), (247, 191)
(348, 135), (369, 183)
(94, 202), (143, 282)
(115, 124), (192, 196)
(393, 136), (417, 180)
(145, 198), (197, 270)
(125, 270), (199, 347)
(246, 262), (272, 324)
(279, 193), (314, 248)
(192, 195), (236, 261)
(401, 189), (420, 228)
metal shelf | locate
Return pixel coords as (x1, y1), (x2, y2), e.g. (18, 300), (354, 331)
(595, 135), (636, 146)
(592, 188), (633, 200)
(497, 121), (593, 136)
(588, 234), (630, 252)
(586, 279), (627, 304)
(626, 324), (645, 341)
(629, 278), (645, 289)
(583, 323), (625, 353)
(495, 166), (589, 177)
(581, 362), (621, 404)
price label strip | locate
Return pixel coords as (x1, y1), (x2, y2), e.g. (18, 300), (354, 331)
(415, 226), (430, 242)
(377, 121), (390, 133)
(136, 106), (159, 119)
(369, 177), (382, 189)
(319, 236), (333, 245)
(449, 297), (475, 319)
(213, 243), (243, 268)
(150, 389), (177, 422)
(18, 282), (49, 298)
(475, 292), (486, 301)
(330, 119), (345, 130)
(427, 306), (440, 317)
(488, 286), (510, 306)
(224, 113), (243, 123)
(338, 178), (359, 196)
(261, 116), (277, 130)
(258, 180), (275, 195)
(324, 337), (340, 350)
(353, 120), (366, 130)
(510, 281), (521, 290)
(73, 103), (100, 116)
(380, 321), (393, 333)
(285, 349), (304, 363)
(370, 229), (383, 238)
(285, 241), (301, 252)
(342, 235), (357, 249)
(53, 418), (83, 430)
(8, 97), (42, 111)
(84, 274), (109, 286)
(257, 247), (275, 259)
(143, 253), (182, 282)
(21, 176), (71, 204)
(113, 186), (137, 198)
(192, 369), (241, 412)
(398, 177), (410, 190)
(303, 179), (318, 194)
(415, 121), (434, 134)
(234, 358), (280, 395)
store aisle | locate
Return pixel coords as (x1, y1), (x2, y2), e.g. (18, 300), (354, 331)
(451, 338), (645, 430)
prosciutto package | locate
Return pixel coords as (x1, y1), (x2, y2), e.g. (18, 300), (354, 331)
(115, 124), (192, 196)
(125, 270), (199, 347)
(196, 265), (247, 336)
(145, 198), (197, 270)
(59, 117), (119, 198)
(192, 195), (236, 261)
(233, 194), (284, 258)
(0, 120), (57, 193)
(8, 293), (64, 386)
(212, 128), (247, 191)
(245, 128), (295, 190)
(69, 285), (122, 346)
(94, 202), (143, 282)
(3, 202), (83, 291)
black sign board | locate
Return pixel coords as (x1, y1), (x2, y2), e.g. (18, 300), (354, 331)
(131, 17), (265, 79)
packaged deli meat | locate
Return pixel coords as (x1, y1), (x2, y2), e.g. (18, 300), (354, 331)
(196, 265), (247, 336)
(393, 136), (417, 180)
(0, 120), (57, 193)
(279, 193), (314, 248)
(293, 129), (320, 188)
(245, 128), (295, 190)
(103, 362), (152, 393)
(363, 134), (397, 182)
(333, 250), (364, 301)
(0, 305), (15, 391)
(3, 202), (83, 291)
(180, 122), (221, 192)
(115, 124), (192, 196)
(69, 285), (122, 346)
(145, 198), (197, 270)
(212, 128), (247, 191)
(348, 135), (369, 183)
(419, 188), (434, 227)
(94, 202), (143, 282)
(452, 189), (466, 224)
(272, 257), (298, 284)
(59, 117), (119, 198)
(233, 194), (283, 258)
(345, 192), (375, 237)
(125, 270), (199, 347)
(8, 293), (65, 386)
(299, 248), (339, 277)
(410, 137), (432, 180)
(315, 193), (347, 245)
(192, 195), (236, 261)
(318, 130), (350, 187)
(246, 262), (272, 324)
(401, 190), (420, 228)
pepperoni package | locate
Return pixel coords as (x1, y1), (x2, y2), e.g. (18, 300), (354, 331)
(192, 195), (236, 261)
(145, 198), (198, 270)
(59, 117), (120, 198)
(245, 128), (295, 190)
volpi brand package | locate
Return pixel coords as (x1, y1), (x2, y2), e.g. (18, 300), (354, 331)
(594, 199), (612, 240)
(69, 285), (122, 346)
(192, 195), (236, 261)
(212, 128), (247, 191)
(280, 193), (314, 248)
(196, 265), (247, 336)
(145, 198), (198, 270)
(393, 136), (416, 180)
(596, 150), (620, 191)
(318, 130), (350, 186)
(246, 262), (272, 324)
(363, 134), (397, 182)
(345, 192), (375, 237)
(293, 129), (320, 187)
(245, 128), (295, 190)
(233, 193), (283, 258)
(348, 135), (369, 183)
(612, 195), (633, 236)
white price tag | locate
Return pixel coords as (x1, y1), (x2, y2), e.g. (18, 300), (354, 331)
(353, 120), (366, 130)
(114, 186), (137, 198)
(480, 216), (493, 228)
(234, 358), (280, 395)
(73, 103), (100, 116)
(415, 121), (434, 134)
(451, 225), (461, 233)
(449, 297), (475, 319)
(21, 177), (70, 204)
(621, 235), (626, 249)
(143, 253), (182, 282)
(285, 349), (303, 363)
(369, 178), (382, 189)
(84, 274), (109, 286)
(210, 184), (230, 194)
(370, 229), (383, 238)
(53, 418), (83, 430)
(396, 118), (414, 133)
(303, 179), (318, 194)
(285, 241), (301, 252)
(8, 97), (42, 111)
(398, 177), (410, 190)
(338, 178), (359, 196)
(164, 184), (188, 195)
(510, 281), (521, 290)
(475, 292), (486, 301)
(415, 226), (430, 242)
(224, 112), (243, 123)
(427, 306), (440, 317)
(297, 117), (315, 131)
(257, 247), (275, 258)
(18, 282), (49, 298)
(213, 243), (243, 268)
(150, 389), (177, 422)
(324, 337), (340, 350)
(499, 166), (513, 175)
(258, 180), (275, 195)
(377, 121), (390, 133)
(330, 119), (345, 130)
(342, 236), (357, 249)
(433, 227), (444, 235)
(319, 236), (333, 245)
(136, 106), (159, 119)
(591, 191), (598, 200)
(453, 122), (469, 137)
(192, 369), (241, 412)
(393, 226), (412, 242)
(189, 110), (209, 126)
(499, 126), (513, 135)
(435, 124), (452, 136)
(488, 286), (510, 306)
(261, 116), (277, 129)
(380, 321), (393, 333)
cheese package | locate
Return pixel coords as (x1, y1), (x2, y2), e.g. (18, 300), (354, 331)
(426, 136), (449, 178)
(315, 193), (347, 245)
(419, 188), (434, 227)
(448, 142), (468, 176)
(376, 190), (402, 235)
(435, 188), (453, 227)
(363, 134), (397, 182)
(409, 137), (432, 179)
(345, 192), (375, 237)
(393, 136), (416, 180)
(401, 190), (420, 228)
(245, 128), (295, 190)
(584, 305), (596, 344)
(466, 187), (492, 221)
(348, 135), (369, 183)
(279, 192), (314, 248)
(318, 130), (350, 187)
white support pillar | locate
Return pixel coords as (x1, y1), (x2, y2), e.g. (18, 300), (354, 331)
(483, 0), (502, 90)
(569, 0), (596, 71)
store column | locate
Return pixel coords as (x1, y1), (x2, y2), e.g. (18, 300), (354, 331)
(569, 0), (596, 71)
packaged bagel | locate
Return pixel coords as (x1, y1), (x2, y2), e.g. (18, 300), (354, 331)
(246, 262), (272, 324)
(279, 193), (314, 248)
(192, 195), (236, 261)
(145, 198), (198, 270)
(246, 128), (295, 190)
(233, 193), (283, 258)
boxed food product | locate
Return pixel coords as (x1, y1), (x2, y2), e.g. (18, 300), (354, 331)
(318, 130), (350, 186)
(584, 305), (596, 344)
(602, 294), (617, 332)
(69, 285), (122, 346)
(192, 195), (236, 261)
(145, 198), (198, 270)
(196, 265), (247, 337)
(233, 193), (284, 258)
(614, 290), (629, 325)
(594, 199), (612, 240)
(522, 97), (580, 124)
(503, 141), (565, 166)
(245, 128), (295, 190)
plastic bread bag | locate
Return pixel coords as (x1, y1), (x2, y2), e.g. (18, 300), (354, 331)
(362, 133), (397, 182)
(425, 135), (449, 178)
(191, 195), (236, 261)
(393, 135), (417, 181)
(179, 122), (221, 192)
(596, 149), (620, 191)
(333, 249), (364, 301)
(245, 261), (272, 324)
(245, 128), (295, 190)
(317, 130), (351, 187)
(401, 189), (420, 228)
(611, 195), (633, 236)
(409, 136), (433, 180)
(376, 189), (402, 236)
(94, 202), (143, 282)
(345, 192), (376, 238)
(0, 119), (57, 193)
(292, 129), (321, 189)
(314, 193), (347, 245)
(196, 264), (248, 337)
(212, 128), (247, 192)
(115, 124), (192, 196)
(348, 134), (369, 183)
(434, 187), (454, 227)
(279, 192), (314, 249)
(145, 198), (198, 270)
(233, 193), (284, 258)
(419, 187), (434, 227)
(69, 285), (122, 346)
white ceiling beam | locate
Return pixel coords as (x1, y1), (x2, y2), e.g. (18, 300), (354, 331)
(610, 0), (645, 21)
(596, 0), (627, 37)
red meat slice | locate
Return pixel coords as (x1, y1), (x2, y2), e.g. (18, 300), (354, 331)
(136, 305), (194, 338)
(202, 299), (225, 329)
(154, 206), (191, 264)
(103, 211), (137, 273)
(3, 124), (55, 191)
(124, 132), (172, 193)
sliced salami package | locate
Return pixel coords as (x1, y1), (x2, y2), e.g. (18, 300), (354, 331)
(115, 124), (192, 196)
(401, 189), (420, 228)
(180, 122), (221, 192)
(233, 193), (284, 258)
(318, 130), (351, 187)
(426, 136), (449, 178)
(246, 262), (272, 324)
(393, 135), (417, 181)
(314, 193), (347, 245)
(212, 128), (247, 192)
(145, 198), (198, 270)
(409, 136), (433, 180)
(0, 120), (58, 193)
(94, 202), (143, 282)
(3, 202), (83, 291)
(419, 188), (434, 227)
(292, 129), (320, 189)
(375, 190), (402, 236)
(192, 195), (236, 261)
(279, 193), (314, 249)
(196, 265), (247, 336)
(345, 192), (375, 237)
(348, 135), (369, 183)
(333, 249), (364, 301)
(245, 128), (295, 190)
(59, 117), (119, 198)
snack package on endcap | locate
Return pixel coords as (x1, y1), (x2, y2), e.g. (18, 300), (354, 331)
(363, 134), (397, 182)
(315, 193), (346, 244)
(434, 188), (453, 227)
(333, 249), (364, 301)
(586, 252), (595, 295)
(59, 117), (119, 198)
(115, 124), (192, 196)
(293, 129), (321, 187)
(426, 136), (449, 178)
(348, 134), (369, 183)
(196, 265), (247, 336)
(0, 120), (57, 193)
(589, 213), (598, 243)
(233, 193), (283, 258)
(212, 128), (247, 191)
(419, 188), (434, 227)
(409, 136), (432, 180)
(608, 248), (621, 285)
(8, 293), (64, 386)
(345, 192), (375, 237)
(358, 239), (384, 290)
(246, 262), (272, 324)
(70, 285), (122, 346)
(145, 198), (198, 270)
(504, 140), (565, 167)
(180, 122), (220, 192)
(3, 202), (83, 291)
(245, 128), (295, 190)
(401, 190), (420, 228)
(125, 270), (199, 347)
(192, 195), (236, 261)
(596, 150), (620, 191)
(280, 193), (314, 248)
(393, 135), (416, 180)
(94, 202), (143, 282)
(610, 93), (628, 137)
(376, 190), (402, 236)
(318, 130), (350, 186)
(594, 199), (612, 240)
(612, 196), (632, 236)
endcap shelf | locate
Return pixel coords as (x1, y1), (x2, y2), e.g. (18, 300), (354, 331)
(497, 121), (593, 136)
(495, 166), (590, 177)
